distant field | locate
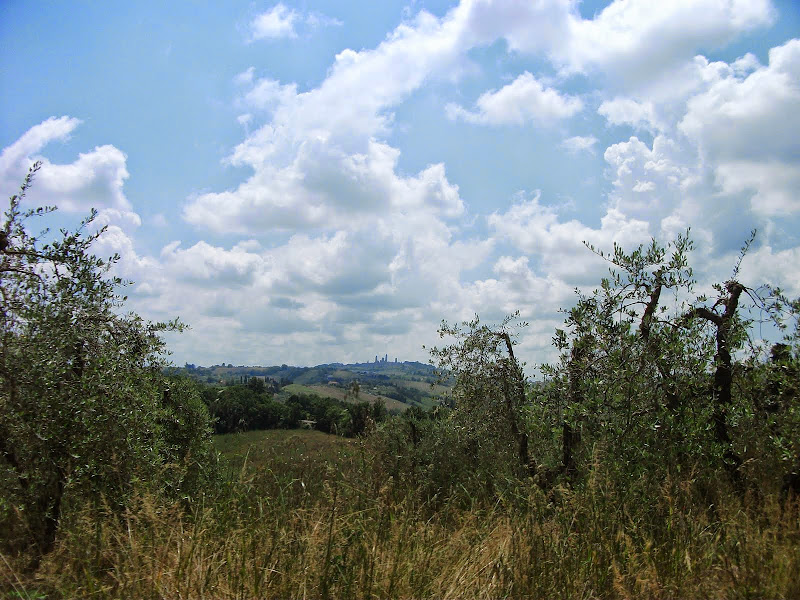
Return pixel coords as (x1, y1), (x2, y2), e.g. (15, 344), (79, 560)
(402, 379), (450, 397)
(171, 362), (450, 409)
(280, 382), (409, 412)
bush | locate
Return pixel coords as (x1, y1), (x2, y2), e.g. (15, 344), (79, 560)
(205, 385), (286, 433)
(0, 164), (215, 566)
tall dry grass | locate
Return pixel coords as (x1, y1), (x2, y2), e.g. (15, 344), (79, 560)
(4, 446), (799, 600)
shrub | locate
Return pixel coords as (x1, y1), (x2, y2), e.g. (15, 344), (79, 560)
(0, 164), (215, 566)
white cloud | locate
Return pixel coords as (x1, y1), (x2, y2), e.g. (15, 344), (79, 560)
(446, 72), (583, 125)
(593, 37), (800, 261)
(558, 0), (775, 84)
(5, 1), (798, 372)
(233, 66), (255, 86)
(250, 4), (298, 40)
(241, 78), (297, 112)
(184, 139), (463, 234)
(34, 145), (131, 213)
(186, 7), (471, 234)
(561, 135), (598, 155)
(198, 2), (782, 240)
(116, 204), (498, 365)
(713, 161), (800, 216)
(0, 116), (80, 177)
(460, 0), (575, 56)
(738, 244), (800, 298)
(305, 12), (343, 30)
(488, 192), (651, 284)
(598, 97), (662, 131)
(249, 4), (342, 42)
(459, 0), (774, 89)
(600, 132), (762, 258)
(161, 240), (264, 286)
(0, 117), (134, 220)
(679, 39), (800, 215)
(178, 2), (794, 367)
(631, 180), (656, 193)
(603, 135), (700, 225)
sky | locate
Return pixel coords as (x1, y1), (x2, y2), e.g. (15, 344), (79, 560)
(1, 0), (799, 370)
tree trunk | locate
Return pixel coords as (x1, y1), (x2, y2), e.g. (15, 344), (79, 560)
(686, 281), (745, 488)
(561, 343), (586, 480)
(498, 332), (534, 476)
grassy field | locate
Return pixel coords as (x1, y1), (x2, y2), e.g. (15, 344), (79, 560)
(213, 428), (357, 471)
(279, 382), (410, 412)
(7, 426), (800, 599)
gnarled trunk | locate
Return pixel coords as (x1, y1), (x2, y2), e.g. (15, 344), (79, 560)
(498, 332), (534, 476)
(686, 281), (745, 488)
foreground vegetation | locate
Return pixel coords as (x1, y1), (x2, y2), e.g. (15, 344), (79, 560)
(5, 430), (799, 599)
(2, 166), (800, 597)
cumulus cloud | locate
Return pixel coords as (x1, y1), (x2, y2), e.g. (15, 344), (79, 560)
(603, 135), (699, 222)
(465, 255), (573, 321)
(0, 116), (80, 176)
(598, 97), (662, 131)
(458, 0), (774, 89)
(680, 39), (800, 215)
(186, 7), (471, 234)
(446, 72), (583, 125)
(249, 4), (342, 42)
(488, 192), (651, 284)
(184, 140), (463, 233)
(121, 209), (495, 365)
(590, 40), (800, 264)
(738, 244), (800, 298)
(176, 1), (794, 367)
(241, 78), (298, 112)
(196, 1), (780, 236)
(558, 0), (774, 83)
(160, 240), (264, 286)
(8, 1), (795, 370)
(249, 4), (299, 40)
(233, 66), (255, 86)
(0, 117), (136, 227)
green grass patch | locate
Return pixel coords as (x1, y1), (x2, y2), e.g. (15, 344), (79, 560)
(213, 428), (357, 473)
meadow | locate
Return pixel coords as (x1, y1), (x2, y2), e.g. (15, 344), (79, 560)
(4, 428), (798, 599)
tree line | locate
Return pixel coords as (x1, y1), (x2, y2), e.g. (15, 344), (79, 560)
(202, 379), (388, 436)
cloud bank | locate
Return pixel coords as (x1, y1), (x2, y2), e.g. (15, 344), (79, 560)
(2, 0), (797, 369)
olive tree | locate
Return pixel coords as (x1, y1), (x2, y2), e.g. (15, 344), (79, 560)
(543, 230), (795, 490)
(0, 164), (214, 565)
(541, 233), (700, 480)
(429, 313), (533, 478)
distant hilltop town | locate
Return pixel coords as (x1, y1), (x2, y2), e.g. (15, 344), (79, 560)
(374, 354), (396, 363)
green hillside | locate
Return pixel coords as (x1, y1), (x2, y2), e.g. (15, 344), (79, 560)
(171, 359), (447, 411)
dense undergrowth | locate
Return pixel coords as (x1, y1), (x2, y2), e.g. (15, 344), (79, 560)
(4, 430), (799, 599)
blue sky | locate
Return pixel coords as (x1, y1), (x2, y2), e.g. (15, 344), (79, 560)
(2, 0), (799, 368)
